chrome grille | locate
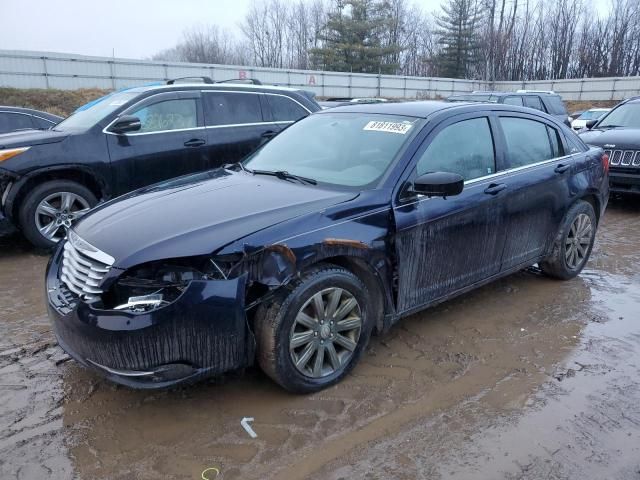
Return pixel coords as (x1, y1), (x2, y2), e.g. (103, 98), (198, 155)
(604, 150), (640, 168)
(60, 231), (114, 302)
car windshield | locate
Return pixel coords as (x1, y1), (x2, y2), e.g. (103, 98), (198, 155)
(579, 110), (607, 120)
(597, 103), (640, 128)
(243, 113), (422, 188)
(54, 91), (139, 131)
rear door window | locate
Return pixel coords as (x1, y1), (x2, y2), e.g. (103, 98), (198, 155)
(524, 96), (546, 112)
(503, 96), (524, 106)
(417, 117), (496, 180)
(203, 92), (263, 126)
(266, 95), (308, 122)
(500, 117), (554, 168)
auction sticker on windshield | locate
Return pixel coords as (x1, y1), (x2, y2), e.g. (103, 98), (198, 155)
(364, 121), (413, 134)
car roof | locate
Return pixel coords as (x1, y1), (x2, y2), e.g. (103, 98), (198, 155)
(321, 100), (459, 118)
(317, 100), (567, 123)
(123, 82), (308, 95)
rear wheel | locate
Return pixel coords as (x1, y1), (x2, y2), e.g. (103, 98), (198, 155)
(254, 264), (373, 393)
(19, 180), (97, 249)
(540, 201), (597, 280)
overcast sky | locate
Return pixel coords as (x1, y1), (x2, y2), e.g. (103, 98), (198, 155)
(1, 0), (609, 60)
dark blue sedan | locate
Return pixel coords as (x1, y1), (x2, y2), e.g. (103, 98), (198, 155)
(46, 101), (609, 393)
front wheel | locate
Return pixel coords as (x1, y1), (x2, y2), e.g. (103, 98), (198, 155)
(18, 180), (97, 249)
(254, 264), (373, 393)
(540, 200), (597, 280)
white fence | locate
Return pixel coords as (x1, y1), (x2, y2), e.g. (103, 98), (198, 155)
(2, 49), (640, 101)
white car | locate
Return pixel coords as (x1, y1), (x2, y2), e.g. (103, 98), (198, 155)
(571, 108), (610, 131)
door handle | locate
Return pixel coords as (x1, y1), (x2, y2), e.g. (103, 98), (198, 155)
(261, 130), (277, 139)
(555, 163), (571, 174)
(484, 183), (507, 195)
(184, 138), (205, 147)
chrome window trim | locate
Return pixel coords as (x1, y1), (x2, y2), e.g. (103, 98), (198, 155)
(206, 121), (288, 130)
(264, 92), (313, 115)
(0, 110), (56, 124)
(105, 126), (206, 137)
(102, 92), (200, 136)
(102, 89), (312, 136)
(201, 90), (311, 127)
(395, 152), (581, 209)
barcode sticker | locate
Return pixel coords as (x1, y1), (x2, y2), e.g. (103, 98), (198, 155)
(363, 121), (413, 134)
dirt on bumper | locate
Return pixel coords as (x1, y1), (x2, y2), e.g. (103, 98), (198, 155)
(46, 249), (253, 389)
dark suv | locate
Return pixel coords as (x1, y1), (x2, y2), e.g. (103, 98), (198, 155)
(579, 96), (640, 195)
(447, 91), (571, 126)
(0, 81), (320, 248)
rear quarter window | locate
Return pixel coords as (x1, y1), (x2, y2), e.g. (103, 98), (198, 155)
(545, 96), (568, 115)
(266, 95), (308, 122)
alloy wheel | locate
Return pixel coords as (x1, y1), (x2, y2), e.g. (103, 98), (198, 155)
(289, 287), (362, 378)
(34, 192), (91, 243)
(565, 213), (593, 270)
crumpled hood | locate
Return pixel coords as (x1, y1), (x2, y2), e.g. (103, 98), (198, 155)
(74, 170), (357, 269)
(579, 128), (640, 150)
(0, 129), (69, 149)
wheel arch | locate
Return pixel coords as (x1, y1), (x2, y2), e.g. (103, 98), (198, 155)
(310, 255), (390, 335)
(7, 167), (108, 222)
(574, 192), (601, 225)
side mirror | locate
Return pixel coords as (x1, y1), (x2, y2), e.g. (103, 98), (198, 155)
(412, 172), (464, 198)
(585, 119), (598, 130)
(110, 115), (141, 134)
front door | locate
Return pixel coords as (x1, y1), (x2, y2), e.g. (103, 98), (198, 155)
(106, 91), (207, 195)
(393, 114), (508, 313)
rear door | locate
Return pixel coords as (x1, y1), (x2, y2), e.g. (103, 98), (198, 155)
(393, 113), (508, 312)
(202, 90), (274, 167)
(106, 91), (207, 194)
(495, 114), (577, 270)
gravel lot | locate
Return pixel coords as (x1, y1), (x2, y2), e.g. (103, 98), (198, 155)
(1, 198), (639, 480)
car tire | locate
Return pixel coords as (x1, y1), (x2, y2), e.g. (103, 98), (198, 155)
(540, 200), (597, 280)
(19, 180), (98, 250)
(254, 264), (373, 393)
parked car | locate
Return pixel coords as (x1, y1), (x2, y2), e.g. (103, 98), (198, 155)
(0, 106), (62, 134)
(0, 80), (320, 248)
(579, 96), (640, 195)
(319, 97), (388, 109)
(571, 108), (610, 131)
(46, 101), (608, 393)
(569, 110), (585, 122)
(446, 91), (571, 126)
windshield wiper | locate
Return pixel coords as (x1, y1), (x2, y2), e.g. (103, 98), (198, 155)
(223, 162), (253, 174)
(252, 169), (317, 185)
(598, 125), (624, 129)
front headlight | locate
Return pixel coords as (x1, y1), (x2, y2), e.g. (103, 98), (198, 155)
(0, 147), (30, 163)
(101, 256), (242, 312)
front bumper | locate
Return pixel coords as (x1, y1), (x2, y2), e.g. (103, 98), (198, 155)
(46, 246), (253, 389)
(610, 170), (640, 195)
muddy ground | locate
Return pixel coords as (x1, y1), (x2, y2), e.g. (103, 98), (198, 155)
(1, 199), (639, 480)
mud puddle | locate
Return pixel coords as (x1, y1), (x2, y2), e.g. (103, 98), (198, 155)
(0, 199), (639, 479)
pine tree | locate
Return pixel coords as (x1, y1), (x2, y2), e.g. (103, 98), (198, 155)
(435, 0), (483, 79)
(310, 0), (403, 74)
